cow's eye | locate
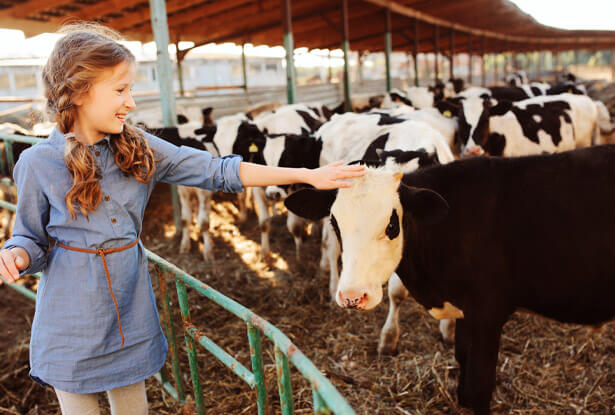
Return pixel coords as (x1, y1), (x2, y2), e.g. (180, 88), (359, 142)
(385, 209), (400, 240)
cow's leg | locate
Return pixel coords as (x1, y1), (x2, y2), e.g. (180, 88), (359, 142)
(286, 212), (308, 260)
(196, 189), (214, 262)
(439, 318), (456, 344)
(454, 318), (471, 408)
(461, 315), (506, 415)
(319, 219), (330, 272)
(378, 273), (408, 355)
(252, 187), (271, 257)
(310, 220), (321, 240)
(177, 186), (193, 254)
(237, 189), (249, 224)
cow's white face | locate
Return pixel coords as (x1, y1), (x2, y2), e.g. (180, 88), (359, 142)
(285, 168), (449, 312)
(331, 170), (405, 310)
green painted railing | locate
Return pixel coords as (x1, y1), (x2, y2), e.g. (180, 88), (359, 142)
(0, 133), (355, 415)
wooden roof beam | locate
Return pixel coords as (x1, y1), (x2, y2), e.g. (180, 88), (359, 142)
(8, 0), (72, 19)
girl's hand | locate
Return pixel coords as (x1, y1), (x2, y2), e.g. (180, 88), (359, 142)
(0, 248), (29, 285)
(307, 161), (365, 190)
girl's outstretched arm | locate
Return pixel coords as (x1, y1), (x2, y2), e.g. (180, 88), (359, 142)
(238, 161), (364, 190)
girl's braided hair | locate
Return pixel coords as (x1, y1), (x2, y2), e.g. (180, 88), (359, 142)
(42, 22), (155, 219)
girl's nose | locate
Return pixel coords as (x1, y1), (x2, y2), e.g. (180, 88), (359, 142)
(125, 93), (136, 111)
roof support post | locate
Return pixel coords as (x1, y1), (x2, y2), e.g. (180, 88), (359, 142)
(384, 7), (392, 92)
(241, 42), (248, 91)
(481, 36), (486, 87)
(611, 49), (615, 82)
(176, 42), (185, 97)
(449, 29), (454, 79)
(413, 17), (419, 86)
(282, 0), (296, 104)
(149, 0), (182, 236)
(467, 33), (472, 84)
(433, 24), (439, 81)
(341, 0), (351, 112)
(328, 50), (333, 83)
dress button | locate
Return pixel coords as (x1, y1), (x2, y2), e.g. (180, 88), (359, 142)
(111, 218), (117, 223)
(95, 150), (101, 156)
(104, 195), (110, 202)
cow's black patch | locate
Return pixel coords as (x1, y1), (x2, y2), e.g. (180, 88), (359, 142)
(376, 114), (406, 126)
(202, 107), (214, 126)
(510, 101), (571, 146)
(489, 86), (531, 102)
(390, 92), (413, 107)
(233, 121), (267, 164)
(484, 133), (506, 156)
(278, 134), (322, 170)
(530, 86), (542, 96)
(362, 133), (389, 160)
(386, 209), (400, 240)
(296, 110), (323, 133)
(547, 82), (585, 96)
(148, 126), (207, 151)
(177, 114), (189, 124)
(330, 214), (343, 251)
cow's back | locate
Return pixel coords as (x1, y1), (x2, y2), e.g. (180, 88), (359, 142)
(400, 146), (615, 325)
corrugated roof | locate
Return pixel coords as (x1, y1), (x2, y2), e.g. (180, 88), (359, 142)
(0, 0), (613, 53)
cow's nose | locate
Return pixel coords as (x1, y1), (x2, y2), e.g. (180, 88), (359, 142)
(338, 290), (368, 310)
(462, 146), (484, 157)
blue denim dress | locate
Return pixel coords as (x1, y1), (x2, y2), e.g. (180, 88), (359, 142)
(3, 127), (244, 393)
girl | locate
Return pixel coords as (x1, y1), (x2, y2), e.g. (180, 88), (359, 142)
(0, 23), (363, 414)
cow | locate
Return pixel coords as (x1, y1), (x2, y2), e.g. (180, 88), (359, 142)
(505, 70), (528, 86)
(142, 112), (267, 262)
(440, 93), (598, 157)
(284, 145), (615, 414)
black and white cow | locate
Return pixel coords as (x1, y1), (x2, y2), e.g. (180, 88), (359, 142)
(143, 112), (267, 261)
(285, 145), (615, 414)
(441, 93), (598, 157)
(505, 70), (529, 87)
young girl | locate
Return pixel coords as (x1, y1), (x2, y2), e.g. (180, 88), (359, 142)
(0, 23), (363, 414)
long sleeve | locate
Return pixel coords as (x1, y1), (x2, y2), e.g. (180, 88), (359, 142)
(3, 149), (50, 275)
(144, 130), (244, 193)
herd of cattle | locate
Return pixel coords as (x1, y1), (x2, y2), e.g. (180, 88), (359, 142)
(1, 71), (614, 414)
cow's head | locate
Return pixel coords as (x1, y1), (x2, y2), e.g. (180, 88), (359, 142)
(456, 96), (511, 156)
(231, 121), (267, 164)
(285, 168), (448, 310)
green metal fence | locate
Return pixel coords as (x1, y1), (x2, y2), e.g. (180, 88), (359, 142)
(0, 133), (356, 415)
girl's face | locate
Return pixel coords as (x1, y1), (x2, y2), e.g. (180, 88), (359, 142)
(73, 60), (136, 143)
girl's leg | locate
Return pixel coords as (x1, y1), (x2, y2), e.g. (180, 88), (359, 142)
(106, 380), (148, 415)
(54, 388), (101, 415)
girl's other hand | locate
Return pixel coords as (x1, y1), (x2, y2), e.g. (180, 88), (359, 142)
(307, 161), (365, 190)
(0, 248), (28, 285)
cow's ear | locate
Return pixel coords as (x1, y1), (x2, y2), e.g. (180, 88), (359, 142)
(285, 188), (337, 221)
(490, 99), (512, 116)
(398, 183), (448, 224)
(195, 125), (217, 142)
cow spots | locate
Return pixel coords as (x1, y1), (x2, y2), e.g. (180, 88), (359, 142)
(362, 133), (389, 160)
(330, 214), (343, 252)
(385, 209), (400, 240)
(296, 110), (323, 133)
(484, 133), (506, 156)
(376, 113), (406, 126)
(511, 101), (571, 146)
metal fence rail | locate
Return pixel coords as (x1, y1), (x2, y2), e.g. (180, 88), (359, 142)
(0, 133), (356, 415)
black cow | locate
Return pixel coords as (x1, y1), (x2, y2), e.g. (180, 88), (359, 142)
(285, 145), (615, 414)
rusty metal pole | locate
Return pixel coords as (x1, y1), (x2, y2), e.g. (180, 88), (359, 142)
(384, 7), (392, 92)
(481, 36), (486, 86)
(467, 33), (472, 84)
(341, 0), (351, 112)
(449, 29), (454, 79)
(433, 24), (439, 82)
(413, 17), (419, 86)
(281, 0), (296, 104)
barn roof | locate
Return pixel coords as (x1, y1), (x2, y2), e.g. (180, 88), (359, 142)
(0, 0), (614, 54)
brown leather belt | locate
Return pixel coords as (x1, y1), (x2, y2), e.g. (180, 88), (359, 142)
(56, 237), (140, 348)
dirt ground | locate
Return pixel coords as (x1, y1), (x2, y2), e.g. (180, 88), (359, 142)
(1, 182), (615, 415)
